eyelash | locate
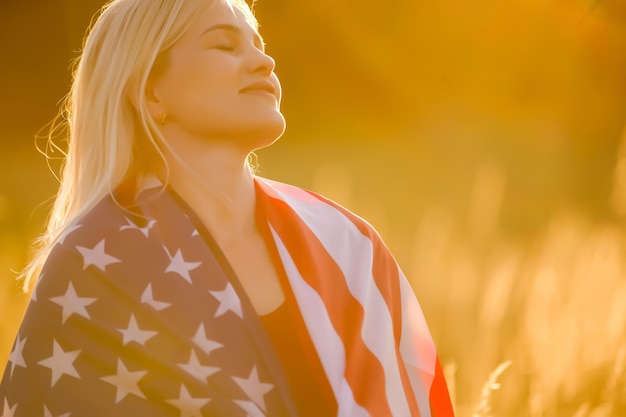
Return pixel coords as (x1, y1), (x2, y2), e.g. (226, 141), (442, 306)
(215, 45), (236, 51)
(210, 41), (265, 54)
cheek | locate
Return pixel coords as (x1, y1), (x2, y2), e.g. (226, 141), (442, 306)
(162, 51), (232, 99)
(163, 65), (229, 113)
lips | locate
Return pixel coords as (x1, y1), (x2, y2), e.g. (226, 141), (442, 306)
(240, 80), (276, 97)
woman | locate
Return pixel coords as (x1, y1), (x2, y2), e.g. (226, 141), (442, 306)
(0, 0), (453, 415)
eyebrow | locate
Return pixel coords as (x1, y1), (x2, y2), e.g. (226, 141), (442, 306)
(199, 23), (265, 47)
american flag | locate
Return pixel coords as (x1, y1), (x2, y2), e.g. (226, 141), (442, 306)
(0, 176), (453, 416)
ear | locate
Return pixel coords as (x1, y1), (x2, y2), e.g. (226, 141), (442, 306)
(145, 79), (164, 122)
(126, 77), (164, 124)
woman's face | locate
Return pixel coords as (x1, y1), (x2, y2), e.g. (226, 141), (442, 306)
(148, 0), (285, 149)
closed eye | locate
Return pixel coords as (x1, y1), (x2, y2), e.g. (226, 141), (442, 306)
(200, 24), (265, 54)
(214, 44), (236, 51)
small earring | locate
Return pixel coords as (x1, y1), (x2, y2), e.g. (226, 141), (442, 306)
(158, 111), (166, 126)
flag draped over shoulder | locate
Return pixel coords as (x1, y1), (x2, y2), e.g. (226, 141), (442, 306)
(257, 179), (453, 417)
(0, 176), (453, 417)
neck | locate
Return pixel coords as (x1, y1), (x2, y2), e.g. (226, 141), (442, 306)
(160, 142), (258, 238)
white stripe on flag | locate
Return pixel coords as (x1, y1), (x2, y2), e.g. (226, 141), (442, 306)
(270, 228), (370, 417)
(399, 268), (437, 417)
(271, 185), (412, 416)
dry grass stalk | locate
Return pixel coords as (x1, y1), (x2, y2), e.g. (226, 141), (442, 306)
(472, 360), (512, 417)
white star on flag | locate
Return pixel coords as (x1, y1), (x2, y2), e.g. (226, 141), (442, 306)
(118, 314), (158, 346)
(101, 359), (148, 404)
(191, 324), (223, 355)
(166, 384), (211, 417)
(209, 283), (243, 318)
(164, 246), (202, 283)
(232, 366), (274, 412)
(37, 339), (81, 388)
(7, 334), (27, 378)
(1, 397), (17, 417)
(120, 217), (156, 238)
(58, 224), (82, 245)
(141, 283), (171, 311)
(43, 404), (70, 417)
(178, 349), (220, 382)
(76, 239), (121, 271)
(234, 400), (265, 417)
(50, 281), (97, 324)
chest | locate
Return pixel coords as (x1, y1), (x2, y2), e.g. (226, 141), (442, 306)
(218, 232), (285, 316)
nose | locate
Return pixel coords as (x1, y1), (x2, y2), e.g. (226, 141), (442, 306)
(247, 46), (276, 75)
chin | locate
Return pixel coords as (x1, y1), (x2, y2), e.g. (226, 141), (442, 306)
(246, 114), (286, 150)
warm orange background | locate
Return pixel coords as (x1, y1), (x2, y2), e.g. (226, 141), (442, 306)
(1, 0), (626, 415)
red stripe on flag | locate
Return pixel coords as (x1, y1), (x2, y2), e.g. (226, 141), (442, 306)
(430, 357), (455, 416)
(306, 191), (423, 416)
(265, 197), (393, 416)
(371, 245), (422, 416)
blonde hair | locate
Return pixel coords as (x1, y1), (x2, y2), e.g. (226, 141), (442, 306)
(22, 0), (259, 290)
